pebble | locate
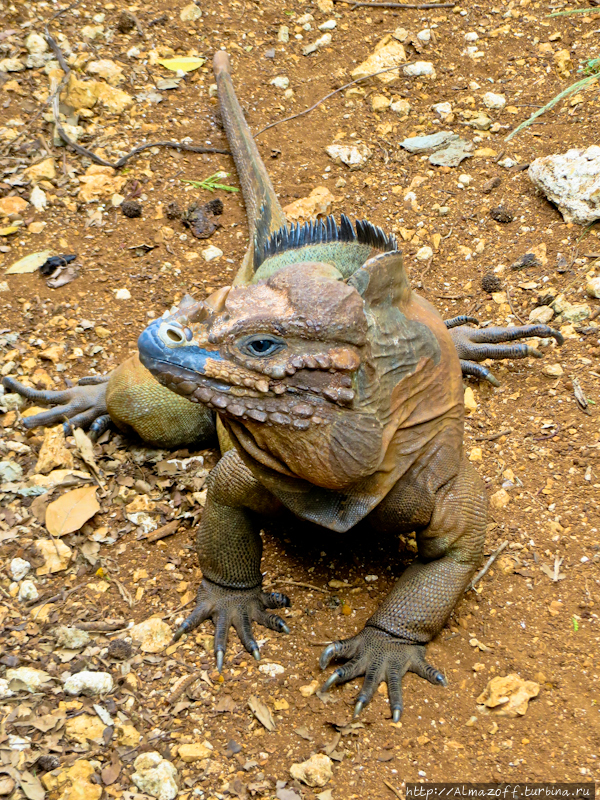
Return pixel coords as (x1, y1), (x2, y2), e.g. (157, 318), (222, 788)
(416, 246), (433, 261)
(25, 33), (48, 55)
(483, 91), (506, 110)
(390, 98), (411, 116)
(178, 742), (212, 762)
(30, 185), (47, 211)
(18, 580), (38, 602)
(6, 667), (52, 692)
(350, 39), (406, 85)
(271, 76), (290, 90)
(586, 277), (600, 299)
(465, 32), (479, 42)
(371, 94), (390, 112)
(0, 196), (29, 216)
(542, 364), (564, 378)
(302, 33), (332, 56)
(132, 752), (178, 800)
(0, 680), (14, 700)
(432, 101), (452, 118)
(290, 754), (333, 788)
(180, 3), (202, 21)
(130, 617), (172, 653)
(430, 138), (473, 168)
(528, 306), (554, 324)
(490, 488), (511, 510)
(202, 244), (223, 262)
(417, 29), (431, 42)
(10, 557), (31, 581)
(400, 131), (455, 154)
(54, 625), (92, 649)
(259, 663), (285, 677)
(403, 61), (436, 79)
(63, 670), (113, 696)
(0, 461), (23, 483)
(458, 174), (472, 187)
(464, 386), (477, 414)
(114, 288), (131, 300)
(318, 20), (336, 31)
(278, 26), (290, 43)
(325, 143), (371, 170)
(528, 145), (600, 224)
(0, 58), (25, 73)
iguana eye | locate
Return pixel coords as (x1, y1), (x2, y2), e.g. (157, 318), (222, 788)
(240, 336), (285, 358)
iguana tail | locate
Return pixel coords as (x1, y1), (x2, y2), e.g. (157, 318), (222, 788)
(213, 51), (287, 282)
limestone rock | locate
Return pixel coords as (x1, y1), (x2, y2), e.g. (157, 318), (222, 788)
(528, 306), (554, 324)
(283, 186), (335, 222)
(489, 488), (510, 510)
(290, 753), (333, 788)
(350, 38), (406, 85)
(528, 146), (600, 224)
(400, 131), (455, 154)
(34, 538), (72, 575)
(0, 196), (28, 216)
(542, 363), (563, 378)
(41, 759), (102, 800)
(65, 713), (106, 745)
(325, 143), (371, 170)
(586, 276), (600, 299)
(180, 3), (202, 21)
(86, 59), (124, 85)
(132, 752), (178, 800)
(63, 670), (113, 696)
(18, 580), (38, 602)
(6, 667), (53, 692)
(371, 94), (390, 112)
(202, 245), (223, 262)
(36, 425), (74, 474)
(54, 625), (91, 650)
(477, 674), (539, 717)
(26, 33), (48, 55)
(390, 98), (411, 116)
(178, 742), (212, 762)
(130, 617), (172, 653)
(403, 61), (436, 79)
(482, 91), (506, 110)
(463, 387), (477, 414)
(10, 557), (31, 580)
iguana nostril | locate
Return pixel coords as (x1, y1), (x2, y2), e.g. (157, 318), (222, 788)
(165, 326), (185, 344)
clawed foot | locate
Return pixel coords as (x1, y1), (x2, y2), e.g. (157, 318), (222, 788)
(445, 318), (563, 386)
(174, 579), (290, 670)
(2, 375), (111, 439)
(319, 627), (446, 722)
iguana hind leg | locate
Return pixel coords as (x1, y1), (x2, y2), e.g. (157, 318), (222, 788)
(320, 459), (486, 720)
(176, 449), (290, 669)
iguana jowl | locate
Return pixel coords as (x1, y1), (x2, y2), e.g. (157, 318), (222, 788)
(5, 52), (563, 720)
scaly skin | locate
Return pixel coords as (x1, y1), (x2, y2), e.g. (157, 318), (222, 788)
(3, 51), (563, 721)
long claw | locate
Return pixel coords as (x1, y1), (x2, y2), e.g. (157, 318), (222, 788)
(321, 670), (341, 693)
(252, 647), (260, 661)
(280, 621), (290, 635)
(392, 707), (402, 723)
(353, 699), (364, 718)
(216, 649), (224, 673)
(319, 643), (337, 670)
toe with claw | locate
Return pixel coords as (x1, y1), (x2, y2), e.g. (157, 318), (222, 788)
(445, 318), (563, 386)
(173, 579), (290, 671)
(319, 626), (446, 721)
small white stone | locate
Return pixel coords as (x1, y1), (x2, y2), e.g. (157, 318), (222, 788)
(458, 174), (472, 186)
(417, 29), (431, 42)
(416, 246), (434, 261)
(114, 288), (131, 300)
(63, 670), (113, 696)
(528, 146), (600, 224)
(464, 32), (479, 42)
(390, 98), (411, 116)
(432, 101), (452, 118)
(403, 61), (436, 79)
(318, 20), (336, 31)
(542, 363), (564, 378)
(54, 625), (92, 650)
(179, 3), (202, 21)
(10, 557), (31, 581)
(30, 185), (47, 211)
(586, 276), (600, 299)
(528, 306), (554, 324)
(6, 667), (52, 693)
(325, 143), (371, 170)
(202, 245), (223, 262)
(365, 574), (378, 582)
(290, 753), (333, 788)
(499, 157), (517, 169)
(18, 580), (38, 602)
(278, 25), (290, 43)
(0, 679), (14, 699)
(258, 663), (285, 677)
(132, 752), (178, 800)
(25, 33), (48, 55)
(270, 76), (290, 90)
(483, 91), (506, 110)
(0, 461), (23, 483)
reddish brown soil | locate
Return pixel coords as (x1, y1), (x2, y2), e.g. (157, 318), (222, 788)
(1, 0), (599, 798)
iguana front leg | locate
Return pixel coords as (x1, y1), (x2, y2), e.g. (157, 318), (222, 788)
(3, 354), (216, 447)
(320, 459), (486, 720)
(445, 317), (564, 386)
(175, 448), (290, 669)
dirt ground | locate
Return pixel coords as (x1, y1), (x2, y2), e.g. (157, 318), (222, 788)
(1, 0), (600, 798)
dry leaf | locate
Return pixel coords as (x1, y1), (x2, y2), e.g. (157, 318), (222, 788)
(45, 486), (100, 536)
(36, 425), (74, 474)
(19, 771), (46, 800)
(34, 539), (72, 575)
(73, 427), (103, 483)
(476, 673), (540, 717)
(248, 694), (276, 731)
(158, 56), (205, 72)
(6, 250), (53, 274)
(101, 752), (122, 786)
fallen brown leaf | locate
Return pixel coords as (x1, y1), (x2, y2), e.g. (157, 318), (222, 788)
(45, 486), (100, 536)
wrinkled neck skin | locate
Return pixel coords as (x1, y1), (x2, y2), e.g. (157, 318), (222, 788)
(138, 252), (465, 511)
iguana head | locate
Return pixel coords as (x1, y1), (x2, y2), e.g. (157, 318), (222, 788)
(138, 221), (441, 490)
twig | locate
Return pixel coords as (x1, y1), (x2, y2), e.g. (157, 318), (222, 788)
(28, 582), (86, 609)
(163, 598), (195, 621)
(466, 541), (509, 591)
(44, 30), (70, 73)
(475, 428), (512, 442)
(167, 672), (200, 704)
(505, 285), (525, 324)
(76, 619), (127, 631)
(384, 780), (404, 799)
(269, 579), (329, 594)
(47, 0), (83, 23)
(144, 519), (180, 542)
(254, 62), (417, 138)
